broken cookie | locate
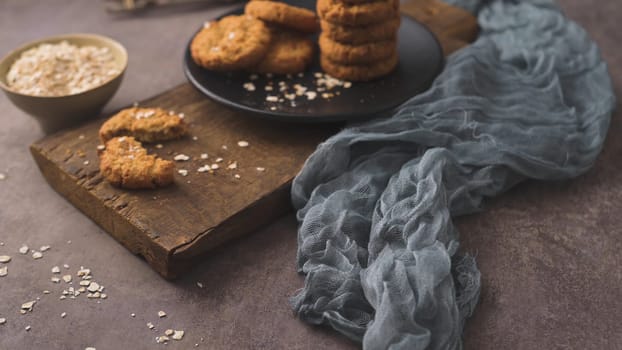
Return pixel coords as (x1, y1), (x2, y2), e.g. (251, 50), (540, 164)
(99, 107), (188, 143)
(99, 136), (175, 189)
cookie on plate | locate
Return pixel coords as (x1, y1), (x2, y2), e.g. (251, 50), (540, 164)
(320, 52), (399, 81)
(99, 136), (175, 189)
(254, 31), (315, 74)
(191, 15), (272, 71)
(319, 33), (396, 64)
(99, 107), (188, 143)
(317, 0), (399, 26)
(245, 1), (319, 34)
(320, 17), (400, 45)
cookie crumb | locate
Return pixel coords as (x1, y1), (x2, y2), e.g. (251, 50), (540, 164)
(173, 154), (190, 161)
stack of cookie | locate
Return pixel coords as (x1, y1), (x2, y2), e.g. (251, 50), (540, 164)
(317, 0), (400, 81)
(191, 1), (319, 75)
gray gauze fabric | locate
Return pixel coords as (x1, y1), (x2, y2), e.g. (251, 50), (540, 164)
(290, 0), (616, 349)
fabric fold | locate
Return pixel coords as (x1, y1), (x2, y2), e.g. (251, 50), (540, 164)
(291, 0), (615, 349)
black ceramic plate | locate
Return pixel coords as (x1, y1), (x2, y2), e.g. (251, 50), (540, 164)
(183, 0), (444, 123)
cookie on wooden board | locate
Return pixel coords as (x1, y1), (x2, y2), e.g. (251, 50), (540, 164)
(320, 52), (399, 81)
(245, 1), (319, 34)
(254, 31), (315, 74)
(317, 0), (399, 26)
(99, 136), (175, 189)
(190, 15), (272, 71)
(99, 107), (188, 143)
(320, 16), (401, 45)
(319, 33), (396, 64)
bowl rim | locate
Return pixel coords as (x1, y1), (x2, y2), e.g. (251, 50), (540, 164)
(0, 32), (128, 99)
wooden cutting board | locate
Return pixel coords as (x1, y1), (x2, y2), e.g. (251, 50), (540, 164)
(30, 0), (478, 279)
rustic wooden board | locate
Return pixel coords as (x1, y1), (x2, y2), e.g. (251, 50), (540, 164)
(30, 0), (478, 279)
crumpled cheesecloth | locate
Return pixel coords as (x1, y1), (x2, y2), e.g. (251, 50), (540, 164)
(290, 0), (616, 349)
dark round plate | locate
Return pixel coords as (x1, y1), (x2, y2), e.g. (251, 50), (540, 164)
(183, 0), (444, 123)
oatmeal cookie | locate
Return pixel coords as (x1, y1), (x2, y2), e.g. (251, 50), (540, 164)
(320, 52), (399, 81)
(320, 16), (401, 45)
(190, 15), (272, 71)
(319, 33), (396, 64)
(317, 0), (399, 26)
(99, 136), (175, 189)
(99, 107), (188, 143)
(254, 31), (315, 74)
(245, 1), (319, 34)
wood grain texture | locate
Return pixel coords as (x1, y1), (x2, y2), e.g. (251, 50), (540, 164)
(30, 0), (478, 279)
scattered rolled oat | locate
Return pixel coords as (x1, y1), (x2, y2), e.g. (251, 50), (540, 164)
(147, 322), (155, 330)
(131, 313), (136, 317)
(0, 318), (5, 325)
(155, 144), (164, 149)
(200, 153), (208, 160)
(210, 164), (220, 170)
(62, 275), (72, 283)
(237, 141), (249, 148)
(40, 245), (51, 252)
(197, 165), (211, 173)
(100, 293), (107, 299)
(256, 167), (265, 172)
(19, 245), (29, 255)
(158, 311), (167, 318)
(192, 136), (198, 141)
(32, 251), (43, 260)
(85, 347), (96, 350)
(0, 173), (5, 180)
(234, 174), (241, 179)
(25, 325), (31, 331)
(51, 277), (61, 283)
(97, 145), (106, 151)
(87, 282), (100, 293)
(21, 301), (35, 311)
(215, 158), (223, 163)
(61, 312), (67, 318)
(173, 154), (190, 161)
(83, 160), (90, 166)
(243, 82), (256, 92)
(0, 255), (11, 263)
(196, 282), (203, 288)
(172, 330), (185, 340)
(227, 162), (238, 170)
(0, 266), (7, 277)
(165, 329), (174, 336)
(222, 145), (228, 150)
(178, 169), (189, 177)
(156, 336), (169, 344)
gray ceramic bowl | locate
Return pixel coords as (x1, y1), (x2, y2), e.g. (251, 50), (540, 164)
(0, 33), (128, 134)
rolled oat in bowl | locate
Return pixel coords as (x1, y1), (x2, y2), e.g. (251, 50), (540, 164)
(6, 40), (120, 97)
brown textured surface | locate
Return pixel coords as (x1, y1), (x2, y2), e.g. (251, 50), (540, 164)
(317, 0), (399, 26)
(245, 1), (320, 34)
(0, 1), (619, 349)
(319, 33), (396, 64)
(31, 84), (336, 278)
